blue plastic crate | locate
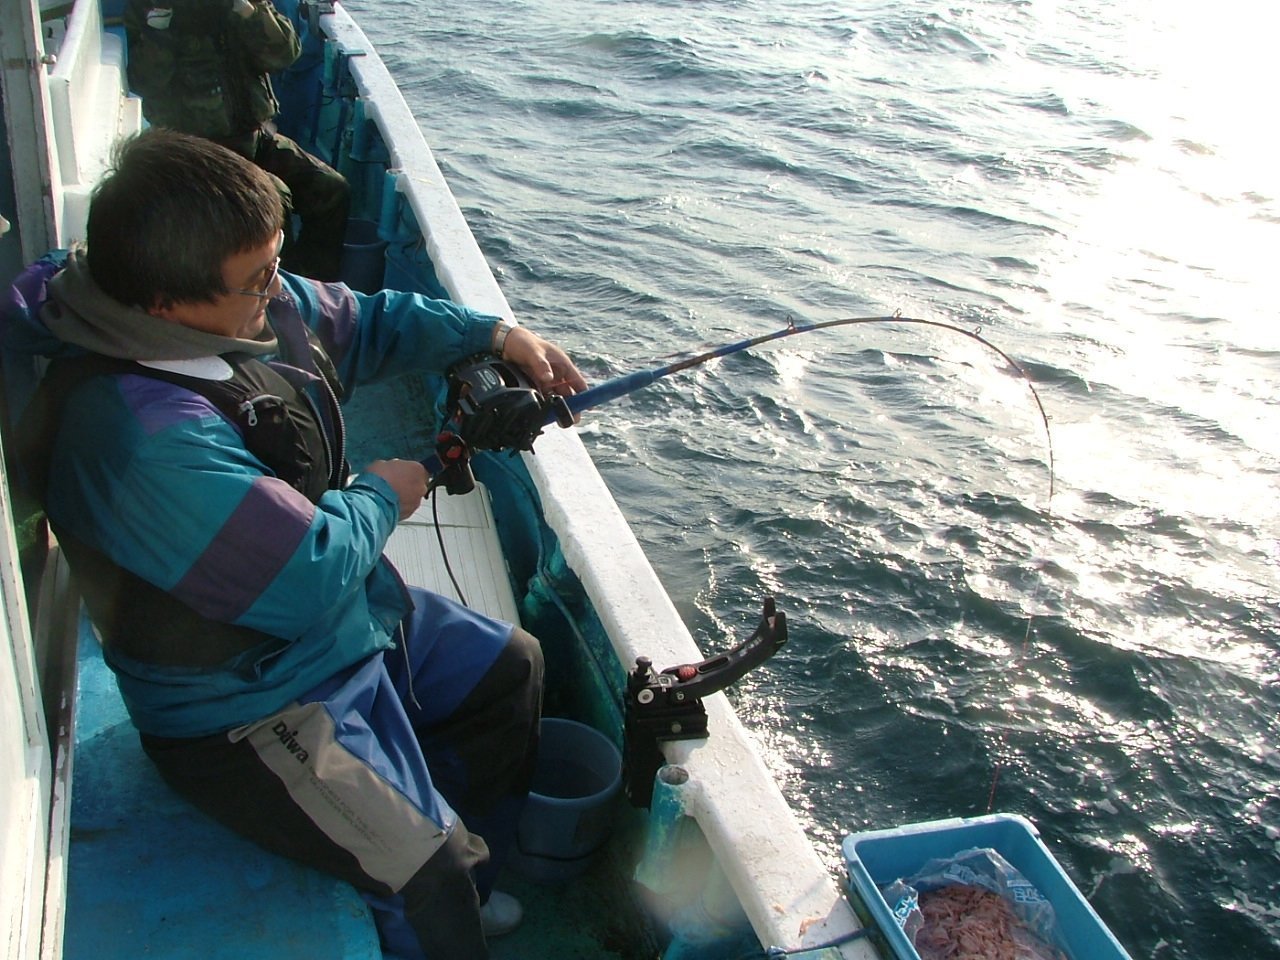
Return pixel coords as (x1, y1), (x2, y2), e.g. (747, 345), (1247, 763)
(842, 813), (1131, 960)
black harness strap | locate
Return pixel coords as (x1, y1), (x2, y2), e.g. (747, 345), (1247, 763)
(17, 349), (341, 670)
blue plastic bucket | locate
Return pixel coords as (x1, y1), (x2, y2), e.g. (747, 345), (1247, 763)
(509, 718), (622, 883)
(338, 218), (387, 293)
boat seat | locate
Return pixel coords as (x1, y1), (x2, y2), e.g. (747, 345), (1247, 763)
(62, 483), (517, 959)
(64, 633), (383, 960)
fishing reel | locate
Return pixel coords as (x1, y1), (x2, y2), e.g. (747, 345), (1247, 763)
(624, 597), (788, 807)
(424, 354), (572, 498)
(445, 354), (574, 453)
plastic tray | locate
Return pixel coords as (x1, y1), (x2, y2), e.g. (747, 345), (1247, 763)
(841, 813), (1131, 960)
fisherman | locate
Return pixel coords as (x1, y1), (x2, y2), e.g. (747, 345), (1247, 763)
(124, 0), (351, 280)
(3, 129), (588, 959)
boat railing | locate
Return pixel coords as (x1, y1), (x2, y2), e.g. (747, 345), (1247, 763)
(21, 0), (141, 256)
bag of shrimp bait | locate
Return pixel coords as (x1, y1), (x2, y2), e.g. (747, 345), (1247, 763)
(882, 847), (1070, 960)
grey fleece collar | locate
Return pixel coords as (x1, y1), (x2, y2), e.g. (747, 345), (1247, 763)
(42, 248), (279, 361)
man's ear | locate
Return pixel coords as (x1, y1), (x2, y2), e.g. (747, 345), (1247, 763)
(149, 297), (179, 321)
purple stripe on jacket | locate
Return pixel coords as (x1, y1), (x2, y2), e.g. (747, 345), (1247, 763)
(309, 281), (358, 365)
(118, 375), (223, 436)
(171, 476), (315, 621)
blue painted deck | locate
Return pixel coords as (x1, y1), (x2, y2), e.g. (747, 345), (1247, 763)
(65, 622), (655, 960)
(65, 628), (383, 960)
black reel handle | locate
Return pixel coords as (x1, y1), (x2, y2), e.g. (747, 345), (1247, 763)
(423, 431), (475, 496)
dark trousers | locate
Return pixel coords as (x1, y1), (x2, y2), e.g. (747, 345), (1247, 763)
(219, 126), (351, 281)
(141, 592), (544, 960)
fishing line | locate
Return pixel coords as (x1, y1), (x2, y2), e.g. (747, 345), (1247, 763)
(560, 312), (1056, 504)
(984, 540), (1051, 812)
(555, 313), (1059, 813)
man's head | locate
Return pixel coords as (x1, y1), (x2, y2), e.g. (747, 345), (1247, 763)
(86, 128), (285, 312)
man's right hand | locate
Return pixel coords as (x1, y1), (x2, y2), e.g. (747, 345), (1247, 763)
(364, 459), (428, 520)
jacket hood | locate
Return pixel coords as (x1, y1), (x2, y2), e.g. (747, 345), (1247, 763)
(36, 247), (278, 361)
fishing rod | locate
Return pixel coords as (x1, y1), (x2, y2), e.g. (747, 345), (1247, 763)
(430, 315), (1059, 812)
(442, 313), (1055, 499)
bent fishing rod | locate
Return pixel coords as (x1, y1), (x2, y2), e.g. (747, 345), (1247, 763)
(437, 313), (1055, 501)
(429, 315), (1059, 812)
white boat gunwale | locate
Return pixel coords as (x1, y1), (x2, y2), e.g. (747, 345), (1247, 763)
(323, 5), (867, 950)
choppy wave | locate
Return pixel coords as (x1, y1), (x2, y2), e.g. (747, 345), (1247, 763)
(347, 0), (1280, 955)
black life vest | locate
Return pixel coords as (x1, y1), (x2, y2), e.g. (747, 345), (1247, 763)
(18, 336), (348, 670)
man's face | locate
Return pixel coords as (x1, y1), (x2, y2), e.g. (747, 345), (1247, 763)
(153, 232), (284, 339)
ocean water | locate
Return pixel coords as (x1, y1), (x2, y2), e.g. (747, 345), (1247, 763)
(344, 0), (1280, 956)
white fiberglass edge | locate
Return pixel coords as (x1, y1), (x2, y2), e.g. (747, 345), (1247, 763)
(528, 430), (874, 958)
(321, 5), (872, 954)
(43, 0), (143, 248)
(0, 434), (52, 960)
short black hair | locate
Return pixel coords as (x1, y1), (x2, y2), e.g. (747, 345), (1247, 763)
(86, 129), (285, 307)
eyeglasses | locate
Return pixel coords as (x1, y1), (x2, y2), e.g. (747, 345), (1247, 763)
(234, 235), (284, 303)
(234, 257), (280, 303)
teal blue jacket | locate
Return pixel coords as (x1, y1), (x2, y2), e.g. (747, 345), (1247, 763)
(6, 262), (499, 737)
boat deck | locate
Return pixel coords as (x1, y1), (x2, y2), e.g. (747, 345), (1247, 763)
(382, 486), (521, 625)
(62, 483), (646, 959)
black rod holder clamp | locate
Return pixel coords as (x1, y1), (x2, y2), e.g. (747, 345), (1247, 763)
(623, 597), (788, 807)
